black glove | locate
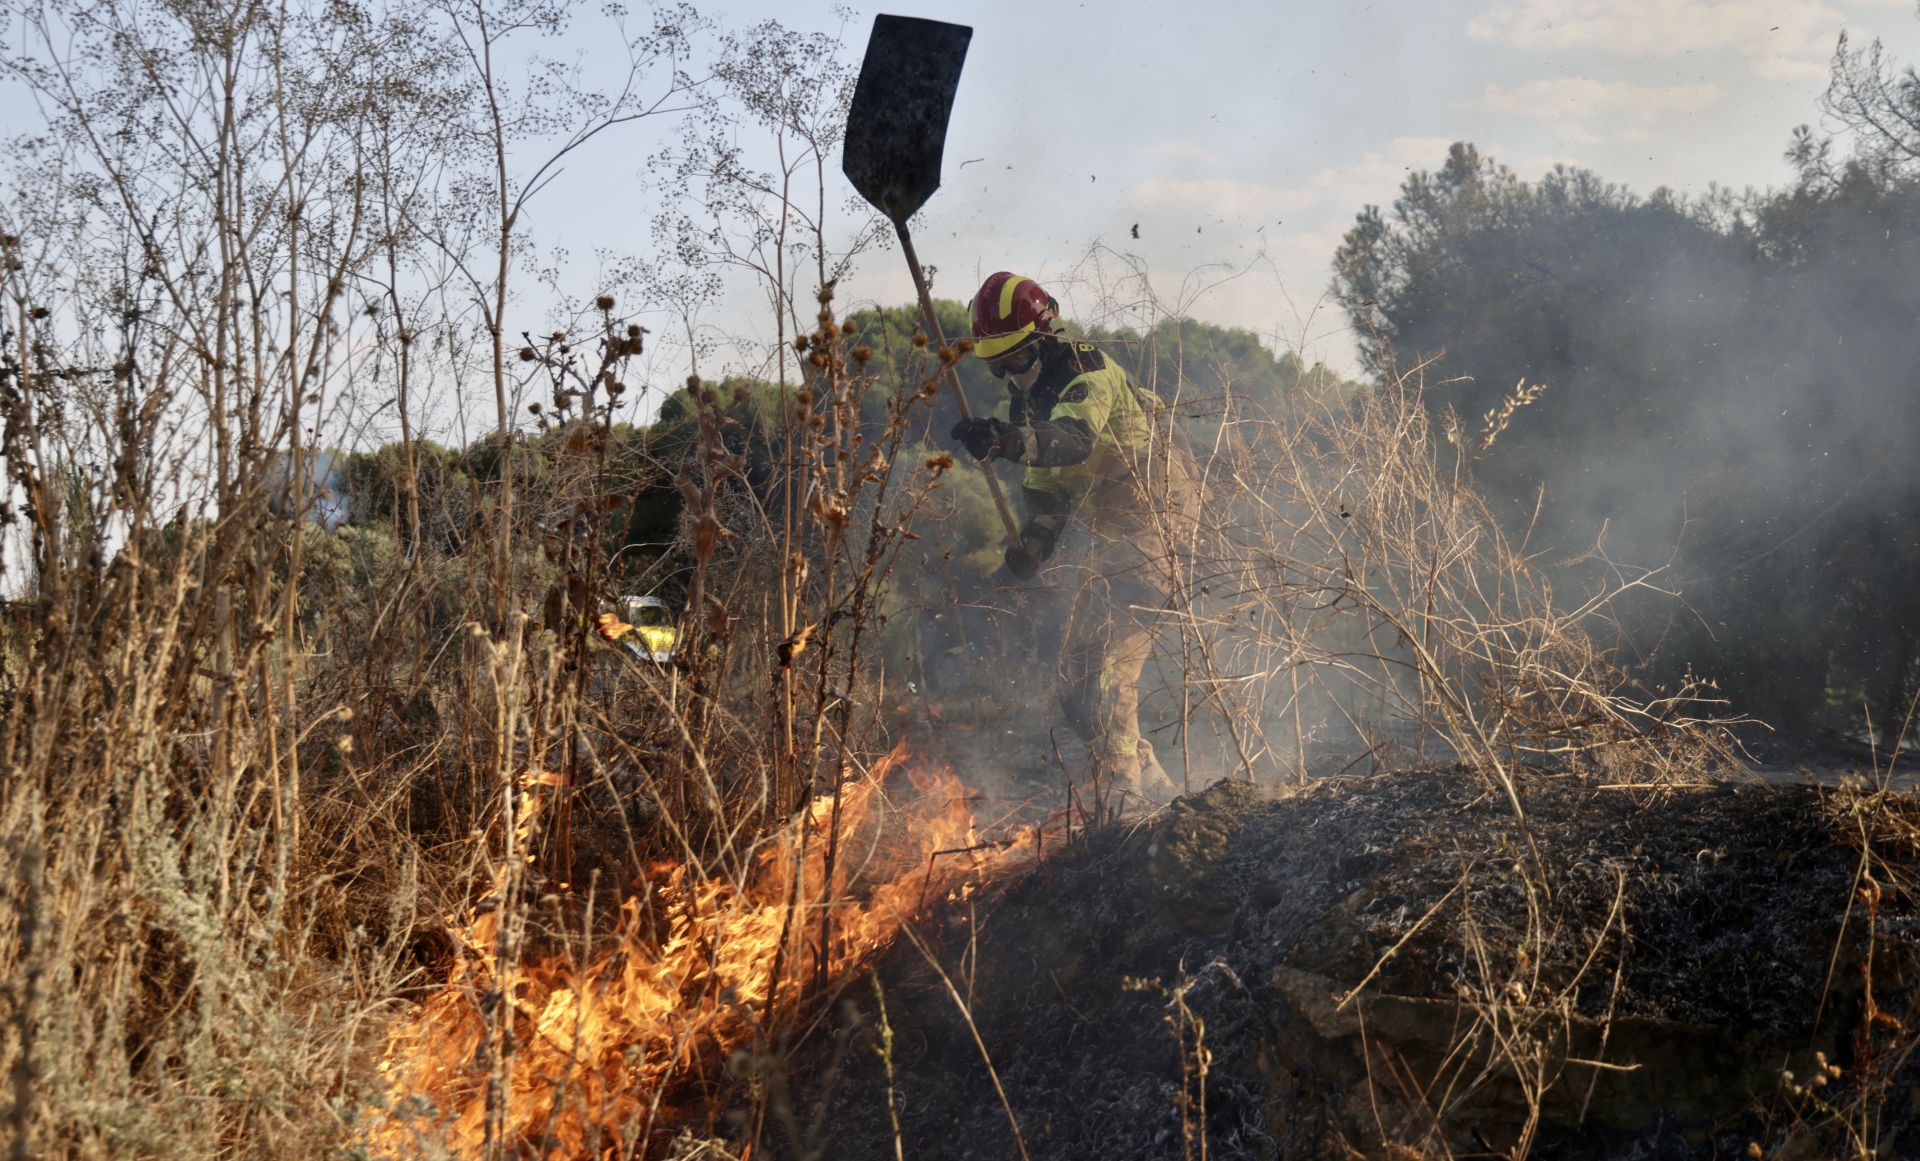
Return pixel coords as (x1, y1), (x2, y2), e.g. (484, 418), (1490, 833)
(950, 416), (1021, 462)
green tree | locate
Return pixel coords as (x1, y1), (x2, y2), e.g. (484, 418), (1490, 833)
(1333, 140), (1920, 740)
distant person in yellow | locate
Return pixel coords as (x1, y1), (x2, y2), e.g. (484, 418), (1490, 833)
(594, 595), (678, 662)
(949, 272), (1200, 808)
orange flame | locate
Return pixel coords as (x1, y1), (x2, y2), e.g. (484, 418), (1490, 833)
(371, 748), (1041, 1158)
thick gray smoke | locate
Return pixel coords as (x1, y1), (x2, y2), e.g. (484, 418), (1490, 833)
(1336, 140), (1920, 743)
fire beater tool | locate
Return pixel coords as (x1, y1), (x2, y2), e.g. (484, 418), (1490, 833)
(842, 14), (1022, 548)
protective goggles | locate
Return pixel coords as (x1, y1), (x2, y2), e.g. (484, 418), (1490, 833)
(986, 341), (1039, 380)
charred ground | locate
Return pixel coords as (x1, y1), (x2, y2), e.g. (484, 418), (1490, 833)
(798, 770), (1920, 1160)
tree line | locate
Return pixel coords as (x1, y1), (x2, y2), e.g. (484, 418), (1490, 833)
(1332, 37), (1920, 745)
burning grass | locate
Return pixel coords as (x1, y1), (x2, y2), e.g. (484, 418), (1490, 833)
(372, 749), (1045, 1157)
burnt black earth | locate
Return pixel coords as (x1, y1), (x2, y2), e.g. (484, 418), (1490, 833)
(787, 771), (1920, 1160)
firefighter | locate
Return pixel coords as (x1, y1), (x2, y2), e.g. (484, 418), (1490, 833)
(949, 271), (1200, 808)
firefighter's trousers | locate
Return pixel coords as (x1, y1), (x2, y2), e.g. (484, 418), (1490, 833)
(1059, 577), (1168, 799)
(1051, 444), (1200, 803)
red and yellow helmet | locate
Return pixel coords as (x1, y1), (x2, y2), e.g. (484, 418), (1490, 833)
(970, 272), (1057, 360)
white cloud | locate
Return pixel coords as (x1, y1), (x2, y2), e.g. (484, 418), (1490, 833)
(1147, 140), (1225, 169)
(1111, 137), (1566, 363)
(1306, 136), (1469, 208)
(1467, 0), (1850, 78)
(1130, 175), (1326, 219)
(1482, 77), (1724, 141)
(1037, 137), (1581, 370)
(1751, 52), (1835, 80)
(1129, 136), (1463, 225)
(1256, 136), (1574, 213)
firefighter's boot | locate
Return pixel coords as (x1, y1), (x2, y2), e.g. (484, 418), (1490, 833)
(1137, 740), (1181, 805)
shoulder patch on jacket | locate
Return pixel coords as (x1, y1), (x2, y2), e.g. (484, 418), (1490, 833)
(1066, 342), (1107, 377)
(1061, 381), (1090, 403)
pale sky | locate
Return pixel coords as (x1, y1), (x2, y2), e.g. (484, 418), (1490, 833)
(7, 0), (1920, 384)
(583, 0), (1920, 377)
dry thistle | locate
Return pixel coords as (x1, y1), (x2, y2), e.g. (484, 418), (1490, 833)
(595, 294), (615, 311)
(912, 331), (928, 347)
(926, 452), (954, 472)
(852, 345), (873, 364)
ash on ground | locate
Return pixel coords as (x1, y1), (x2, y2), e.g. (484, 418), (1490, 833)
(792, 768), (1920, 1160)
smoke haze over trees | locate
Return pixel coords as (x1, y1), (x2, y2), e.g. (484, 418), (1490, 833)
(1332, 36), (1920, 743)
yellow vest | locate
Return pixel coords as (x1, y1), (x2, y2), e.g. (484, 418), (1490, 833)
(1022, 346), (1156, 509)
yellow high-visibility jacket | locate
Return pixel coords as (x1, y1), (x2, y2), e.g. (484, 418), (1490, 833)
(1019, 343), (1157, 512)
(1007, 343), (1197, 582)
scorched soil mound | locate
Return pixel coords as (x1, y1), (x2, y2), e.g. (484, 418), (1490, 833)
(794, 770), (1920, 1160)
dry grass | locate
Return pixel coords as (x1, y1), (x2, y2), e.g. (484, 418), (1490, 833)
(0, 1), (941, 1154)
(1128, 327), (1745, 797)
